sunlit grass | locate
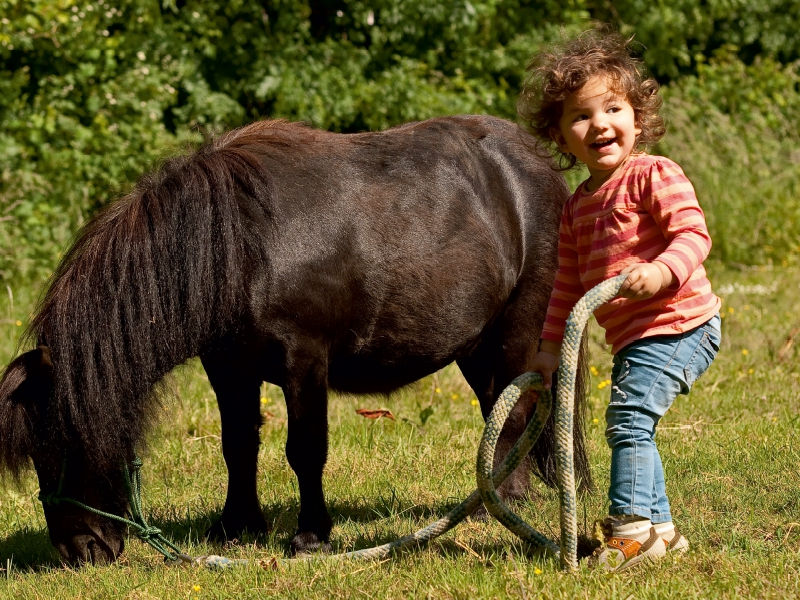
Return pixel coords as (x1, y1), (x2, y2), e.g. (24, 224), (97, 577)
(1, 263), (800, 597)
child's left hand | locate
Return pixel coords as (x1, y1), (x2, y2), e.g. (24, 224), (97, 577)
(617, 261), (674, 299)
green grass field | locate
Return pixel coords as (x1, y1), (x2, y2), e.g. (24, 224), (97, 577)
(1, 261), (799, 599)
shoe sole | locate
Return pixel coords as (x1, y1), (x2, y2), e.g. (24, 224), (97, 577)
(616, 528), (667, 572)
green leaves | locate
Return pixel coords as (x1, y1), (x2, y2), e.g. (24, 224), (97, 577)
(659, 51), (800, 266)
(588, 0), (800, 81)
(1, 0), (799, 281)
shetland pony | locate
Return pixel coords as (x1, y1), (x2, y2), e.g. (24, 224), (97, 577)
(0, 115), (589, 565)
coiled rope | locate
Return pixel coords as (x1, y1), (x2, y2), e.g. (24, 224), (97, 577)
(41, 275), (627, 571)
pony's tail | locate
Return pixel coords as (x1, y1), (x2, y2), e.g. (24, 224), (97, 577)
(0, 347), (52, 480)
(28, 130), (272, 470)
(571, 331), (592, 491)
(531, 331), (592, 491)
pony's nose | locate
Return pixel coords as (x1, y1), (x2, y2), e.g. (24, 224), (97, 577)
(57, 530), (124, 566)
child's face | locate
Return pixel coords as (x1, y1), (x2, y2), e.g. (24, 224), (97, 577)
(551, 73), (642, 189)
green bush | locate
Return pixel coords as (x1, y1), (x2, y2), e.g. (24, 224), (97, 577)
(659, 49), (800, 265)
(1, 1), (799, 282)
(0, 0), (591, 282)
(587, 0), (800, 80)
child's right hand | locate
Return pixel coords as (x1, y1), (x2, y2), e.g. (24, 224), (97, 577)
(531, 340), (561, 390)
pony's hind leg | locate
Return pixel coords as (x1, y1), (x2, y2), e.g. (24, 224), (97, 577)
(201, 355), (269, 542)
(457, 333), (535, 502)
(282, 347), (333, 555)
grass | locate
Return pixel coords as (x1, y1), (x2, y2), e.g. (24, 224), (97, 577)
(1, 261), (800, 598)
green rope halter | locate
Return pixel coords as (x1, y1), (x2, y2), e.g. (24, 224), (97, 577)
(38, 457), (191, 564)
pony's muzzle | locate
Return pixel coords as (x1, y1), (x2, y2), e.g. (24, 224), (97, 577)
(52, 518), (125, 566)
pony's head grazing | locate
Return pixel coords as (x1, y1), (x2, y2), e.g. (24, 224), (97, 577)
(0, 120), (273, 565)
(0, 346), (127, 564)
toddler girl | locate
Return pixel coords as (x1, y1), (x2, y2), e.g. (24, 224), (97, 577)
(519, 30), (722, 571)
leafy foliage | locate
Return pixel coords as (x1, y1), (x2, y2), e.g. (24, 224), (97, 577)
(659, 50), (800, 264)
(588, 0), (800, 81)
(1, 0), (799, 281)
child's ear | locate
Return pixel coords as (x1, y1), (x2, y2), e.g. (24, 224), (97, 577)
(549, 127), (570, 154)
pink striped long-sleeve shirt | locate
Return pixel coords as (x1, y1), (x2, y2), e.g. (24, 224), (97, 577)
(541, 154), (721, 354)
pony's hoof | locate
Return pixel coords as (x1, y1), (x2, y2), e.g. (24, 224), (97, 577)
(577, 534), (602, 560)
(205, 515), (269, 543)
(468, 504), (489, 522)
(57, 532), (125, 567)
(290, 531), (332, 555)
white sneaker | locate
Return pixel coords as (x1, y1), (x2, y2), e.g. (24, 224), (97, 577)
(590, 516), (667, 572)
(653, 522), (690, 553)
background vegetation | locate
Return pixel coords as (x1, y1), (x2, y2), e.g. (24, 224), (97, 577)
(2, 2), (800, 597)
(1, 0), (799, 281)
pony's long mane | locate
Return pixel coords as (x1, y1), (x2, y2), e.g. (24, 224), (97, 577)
(27, 122), (282, 469)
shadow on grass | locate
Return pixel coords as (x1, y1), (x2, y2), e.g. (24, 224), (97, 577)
(136, 495), (567, 555)
(0, 495), (588, 570)
(127, 496), (480, 558)
(0, 526), (63, 571)
(326, 496), (471, 524)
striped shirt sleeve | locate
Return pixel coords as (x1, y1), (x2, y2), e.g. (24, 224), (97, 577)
(643, 159), (712, 288)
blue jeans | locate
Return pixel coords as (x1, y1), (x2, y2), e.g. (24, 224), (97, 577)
(605, 314), (721, 523)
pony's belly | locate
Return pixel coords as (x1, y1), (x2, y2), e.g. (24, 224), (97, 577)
(327, 353), (455, 395)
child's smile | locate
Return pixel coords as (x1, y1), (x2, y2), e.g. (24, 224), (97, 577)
(591, 138), (616, 150)
(550, 74), (642, 190)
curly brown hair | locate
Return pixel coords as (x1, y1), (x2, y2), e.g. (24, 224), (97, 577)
(518, 28), (665, 170)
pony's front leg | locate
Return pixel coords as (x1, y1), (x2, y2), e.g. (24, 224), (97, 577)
(283, 352), (332, 555)
(201, 355), (269, 542)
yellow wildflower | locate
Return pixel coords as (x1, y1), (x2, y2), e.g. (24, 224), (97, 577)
(534, 567), (542, 575)
(451, 393), (459, 400)
(193, 585), (201, 592)
(470, 399), (479, 407)
(435, 387), (441, 394)
(15, 320), (22, 327)
(728, 307), (734, 314)
(592, 418), (599, 424)
(742, 349), (749, 356)
(260, 397), (269, 404)
(590, 365), (599, 376)
(748, 368), (754, 374)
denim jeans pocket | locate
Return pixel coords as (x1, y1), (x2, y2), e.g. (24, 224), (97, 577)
(705, 321), (722, 353)
(683, 331), (718, 389)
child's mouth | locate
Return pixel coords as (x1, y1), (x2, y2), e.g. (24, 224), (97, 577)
(591, 138), (616, 149)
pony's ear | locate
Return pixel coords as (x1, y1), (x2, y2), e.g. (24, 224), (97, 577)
(0, 346), (54, 479)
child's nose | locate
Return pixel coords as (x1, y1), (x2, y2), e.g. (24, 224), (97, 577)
(590, 116), (610, 131)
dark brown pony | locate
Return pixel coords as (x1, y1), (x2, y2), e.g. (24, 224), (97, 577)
(0, 115), (589, 565)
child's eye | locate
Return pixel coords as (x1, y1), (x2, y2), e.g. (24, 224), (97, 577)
(607, 106), (621, 113)
(573, 114), (588, 122)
